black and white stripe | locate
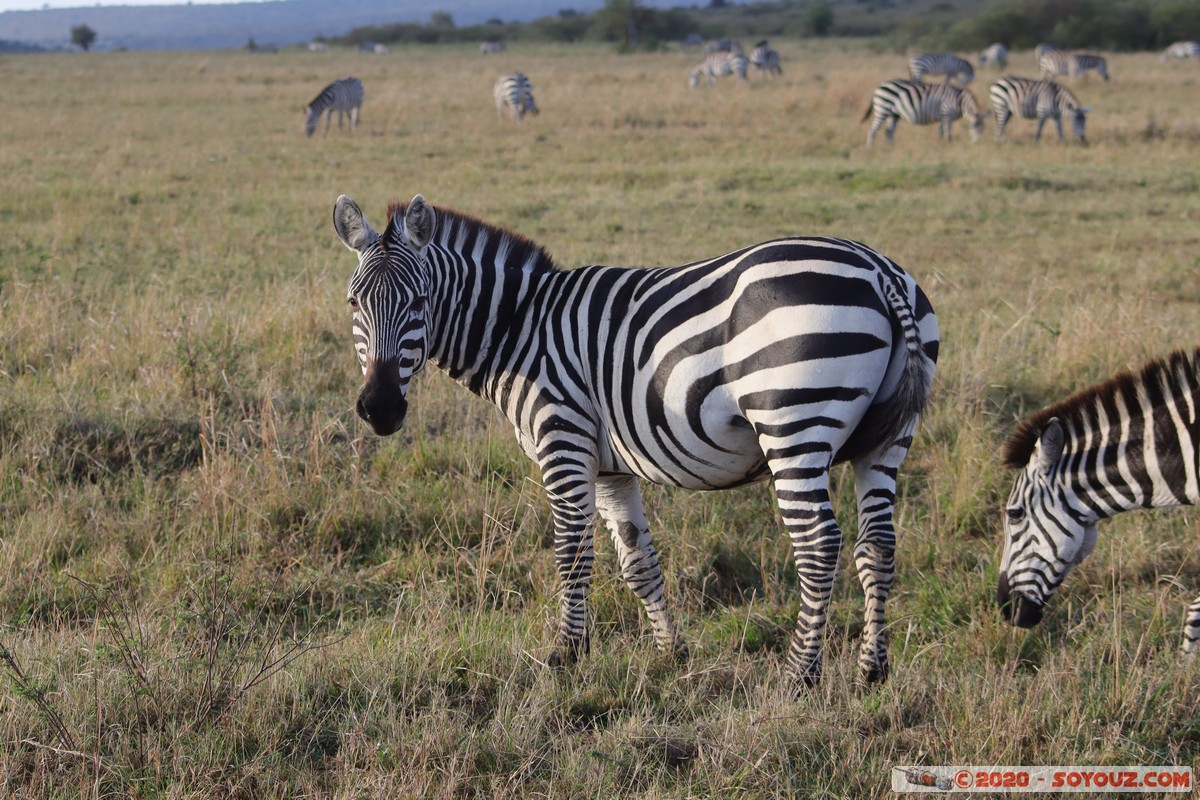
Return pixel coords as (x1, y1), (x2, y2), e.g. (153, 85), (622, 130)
(689, 52), (749, 86)
(304, 76), (364, 137)
(1162, 41), (1200, 61)
(990, 76), (1090, 143)
(997, 348), (1200, 651)
(494, 72), (538, 123)
(750, 39), (782, 78)
(333, 194), (939, 690)
(1040, 50), (1109, 81)
(978, 43), (1008, 69)
(863, 79), (989, 145)
(908, 52), (975, 84)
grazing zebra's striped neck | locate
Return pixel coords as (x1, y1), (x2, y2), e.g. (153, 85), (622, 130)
(1003, 348), (1200, 515)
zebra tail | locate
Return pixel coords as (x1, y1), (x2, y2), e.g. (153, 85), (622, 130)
(861, 102), (874, 123)
(836, 277), (935, 463)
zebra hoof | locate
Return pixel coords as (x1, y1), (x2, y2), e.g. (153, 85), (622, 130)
(667, 639), (690, 663)
(546, 638), (588, 669)
(857, 659), (890, 687)
(788, 666), (823, 695)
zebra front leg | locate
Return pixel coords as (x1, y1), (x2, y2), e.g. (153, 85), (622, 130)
(850, 422), (917, 685)
(771, 459), (842, 690)
(1184, 596), (1200, 654)
(595, 475), (686, 659)
(542, 457), (598, 667)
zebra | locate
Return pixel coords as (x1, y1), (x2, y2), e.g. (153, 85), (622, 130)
(990, 76), (1089, 144)
(1034, 43), (1058, 61)
(862, 79), (989, 146)
(304, 76), (364, 137)
(688, 52), (749, 87)
(479, 41), (506, 55)
(908, 53), (975, 84)
(1162, 41), (1200, 61)
(997, 348), (1200, 651)
(1040, 50), (1109, 81)
(750, 39), (782, 78)
(332, 194), (939, 690)
(978, 43), (1008, 69)
(494, 72), (538, 124)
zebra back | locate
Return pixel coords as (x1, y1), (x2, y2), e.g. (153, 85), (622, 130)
(1163, 41), (1200, 60)
(909, 53), (975, 84)
(494, 72), (538, 122)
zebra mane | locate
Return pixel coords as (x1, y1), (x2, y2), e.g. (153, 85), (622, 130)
(383, 200), (559, 274)
(1001, 347), (1200, 469)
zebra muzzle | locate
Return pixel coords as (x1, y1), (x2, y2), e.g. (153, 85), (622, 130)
(356, 359), (407, 436)
(997, 573), (1045, 628)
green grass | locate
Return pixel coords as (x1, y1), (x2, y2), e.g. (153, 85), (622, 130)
(1, 41), (1198, 797)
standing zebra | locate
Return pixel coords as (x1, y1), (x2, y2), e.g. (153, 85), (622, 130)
(750, 39), (783, 78)
(1162, 41), (1200, 61)
(1034, 43), (1058, 61)
(908, 53), (975, 84)
(688, 52), (749, 86)
(863, 79), (989, 145)
(978, 43), (1008, 69)
(494, 72), (538, 124)
(303, 76), (364, 137)
(997, 348), (1200, 651)
(1040, 50), (1109, 81)
(990, 76), (1089, 144)
(332, 194), (939, 690)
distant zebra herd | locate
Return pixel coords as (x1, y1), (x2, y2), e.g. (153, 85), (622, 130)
(688, 39), (781, 86)
(864, 44), (1111, 146)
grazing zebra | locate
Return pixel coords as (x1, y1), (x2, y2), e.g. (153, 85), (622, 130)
(990, 76), (1089, 144)
(688, 52), (749, 86)
(494, 72), (538, 123)
(1040, 50), (1109, 81)
(863, 79), (989, 146)
(908, 53), (975, 84)
(750, 39), (783, 78)
(304, 76), (364, 137)
(1162, 41), (1200, 61)
(332, 194), (939, 690)
(978, 43), (1008, 69)
(479, 41), (506, 55)
(997, 348), (1200, 651)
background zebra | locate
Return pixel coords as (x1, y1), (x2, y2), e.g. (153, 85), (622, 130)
(750, 39), (782, 78)
(862, 79), (989, 145)
(494, 72), (538, 123)
(990, 76), (1089, 144)
(333, 194), (939, 690)
(1040, 50), (1109, 81)
(1034, 43), (1058, 61)
(977, 43), (1008, 69)
(479, 41), (506, 55)
(689, 52), (749, 86)
(303, 76), (363, 137)
(997, 348), (1199, 651)
(1161, 41), (1200, 61)
(908, 52), (975, 84)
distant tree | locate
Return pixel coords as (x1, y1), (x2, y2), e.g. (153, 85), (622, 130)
(430, 11), (455, 29)
(71, 24), (96, 51)
(804, 1), (834, 37)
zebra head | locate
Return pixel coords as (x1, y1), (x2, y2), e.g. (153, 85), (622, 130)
(333, 194), (436, 437)
(997, 417), (1099, 628)
(1070, 107), (1091, 144)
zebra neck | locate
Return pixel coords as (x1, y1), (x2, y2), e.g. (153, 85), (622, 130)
(423, 244), (555, 400)
(1065, 388), (1199, 516)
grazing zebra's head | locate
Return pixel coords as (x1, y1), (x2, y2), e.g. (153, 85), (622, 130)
(333, 194), (436, 437)
(997, 417), (1099, 628)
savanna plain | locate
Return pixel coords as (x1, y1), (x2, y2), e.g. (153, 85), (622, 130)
(0, 40), (1198, 798)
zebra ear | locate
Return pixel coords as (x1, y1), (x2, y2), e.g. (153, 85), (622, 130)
(1036, 418), (1065, 473)
(403, 194), (436, 250)
(333, 195), (378, 253)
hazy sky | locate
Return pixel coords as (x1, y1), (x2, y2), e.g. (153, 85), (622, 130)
(0, 0), (254, 11)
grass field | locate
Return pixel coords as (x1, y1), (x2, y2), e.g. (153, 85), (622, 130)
(1, 40), (1198, 797)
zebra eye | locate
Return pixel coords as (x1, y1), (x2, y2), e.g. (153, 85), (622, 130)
(1006, 507), (1026, 524)
(347, 296), (359, 309)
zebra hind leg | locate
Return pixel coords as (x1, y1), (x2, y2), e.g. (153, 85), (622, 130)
(543, 469), (598, 668)
(850, 418), (919, 685)
(596, 475), (686, 659)
(768, 456), (843, 691)
(1183, 596), (1200, 654)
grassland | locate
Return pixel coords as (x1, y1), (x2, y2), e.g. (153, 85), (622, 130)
(0, 40), (1198, 798)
